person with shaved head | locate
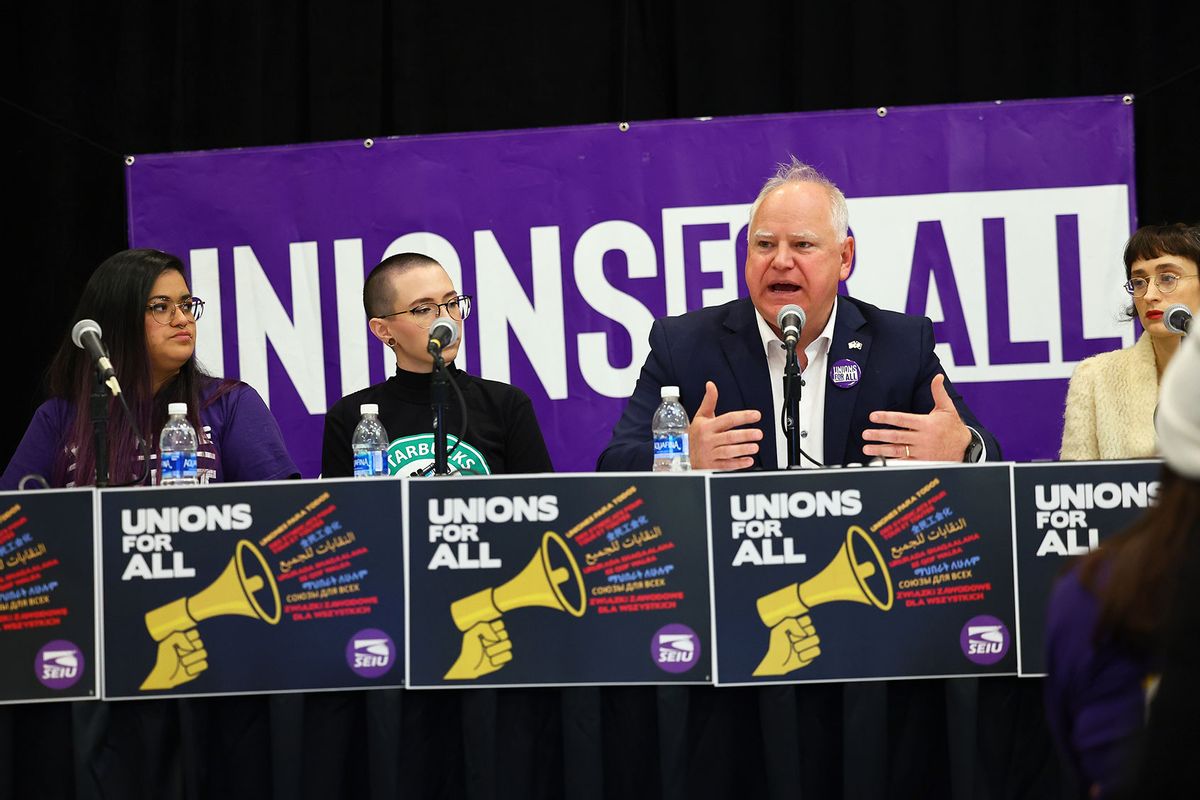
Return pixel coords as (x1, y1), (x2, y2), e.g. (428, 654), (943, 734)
(322, 253), (552, 477)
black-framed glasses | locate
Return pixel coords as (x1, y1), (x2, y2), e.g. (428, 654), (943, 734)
(1124, 274), (1199, 297)
(146, 297), (205, 325)
(378, 295), (472, 329)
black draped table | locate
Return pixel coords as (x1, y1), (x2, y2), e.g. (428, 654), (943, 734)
(3, 460), (1162, 799)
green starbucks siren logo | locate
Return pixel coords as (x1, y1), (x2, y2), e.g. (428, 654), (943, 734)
(386, 434), (492, 476)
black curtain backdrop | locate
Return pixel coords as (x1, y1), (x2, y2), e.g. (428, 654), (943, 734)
(2, 3), (1197, 799)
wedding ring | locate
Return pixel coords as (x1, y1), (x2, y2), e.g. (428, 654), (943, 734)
(904, 445), (911, 459)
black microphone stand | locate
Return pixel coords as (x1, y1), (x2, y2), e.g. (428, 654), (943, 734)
(429, 346), (451, 476)
(90, 369), (110, 487)
(782, 339), (803, 469)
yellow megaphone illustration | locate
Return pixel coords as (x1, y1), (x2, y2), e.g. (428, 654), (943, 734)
(444, 530), (585, 680)
(756, 525), (893, 625)
(450, 530), (586, 630)
(753, 525), (892, 677)
(140, 539), (281, 690)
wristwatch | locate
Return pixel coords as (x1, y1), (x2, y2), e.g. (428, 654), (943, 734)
(962, 428), (985, 463)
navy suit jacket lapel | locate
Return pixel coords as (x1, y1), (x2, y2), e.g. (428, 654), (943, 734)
(719, 299), (775, 470)
(823, 298), (870, 466)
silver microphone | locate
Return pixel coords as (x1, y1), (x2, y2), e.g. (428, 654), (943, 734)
(1163, 304), (1192, 336)
(72, 319), (122, 395)
(428, 317), (460, 355)
(776, 305), (806, 346)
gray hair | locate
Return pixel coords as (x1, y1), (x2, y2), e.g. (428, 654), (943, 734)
(746, 157), (849, 243)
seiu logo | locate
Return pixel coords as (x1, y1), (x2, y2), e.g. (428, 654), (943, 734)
(353, 638), (391, 668)
(40, 649), (80, 680)
(657, 634), (696, 664)
(967, 625), (1006, 655)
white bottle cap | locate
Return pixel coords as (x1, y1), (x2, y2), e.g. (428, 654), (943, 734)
(660, 386), (680, 399)
(360, 403), (379, 415)
(168, 402), (188, 415)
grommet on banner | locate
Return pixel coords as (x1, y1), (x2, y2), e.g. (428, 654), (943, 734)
(618, 122), (630, 132)
(875, 107), (888, 118)
(363, 138), (374, 149)
(1123, 94), (1134, 105)
(124, 155), (135, 166)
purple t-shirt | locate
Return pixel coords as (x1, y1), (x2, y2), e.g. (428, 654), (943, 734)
(0, 381), (298, 489)
(1044, 566), (1150, 796)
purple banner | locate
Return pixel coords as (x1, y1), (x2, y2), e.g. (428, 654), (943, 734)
(127, 97), (1135, 476)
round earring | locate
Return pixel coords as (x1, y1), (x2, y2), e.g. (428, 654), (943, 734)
(387, 338), (396, 346)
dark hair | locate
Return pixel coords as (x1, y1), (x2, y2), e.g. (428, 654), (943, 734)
(1123, 223), (1200, 279)
(363, 252), (442, 318)
(1078, 467), (1200, 653)
(45, 249), (224, 485)
(1119, 223), (1200, 320)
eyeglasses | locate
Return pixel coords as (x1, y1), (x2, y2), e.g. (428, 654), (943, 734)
(1124, 274), (1199, 297)
(146, 297), (205, 325)
(377, 295), (472, 329)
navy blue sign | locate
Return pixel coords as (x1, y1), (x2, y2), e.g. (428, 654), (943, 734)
(1012, 460), (1161, 675)
(709, 465), (1017, 684)
(100, 479), (405, 699)
(405, 473), (711, 687)
(0, 488), (97, 704)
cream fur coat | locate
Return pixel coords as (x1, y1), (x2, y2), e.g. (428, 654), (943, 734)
(1059, 333), (1158, 460)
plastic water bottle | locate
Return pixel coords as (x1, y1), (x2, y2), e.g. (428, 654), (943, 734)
(652, 386), (691, 472)
(159, 402), (199, 486)
(352, 404), (389, 478)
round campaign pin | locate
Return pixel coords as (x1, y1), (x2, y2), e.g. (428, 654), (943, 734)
(829, 359), (861, 389)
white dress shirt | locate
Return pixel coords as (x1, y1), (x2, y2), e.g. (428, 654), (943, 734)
(755, 299), (839, 469)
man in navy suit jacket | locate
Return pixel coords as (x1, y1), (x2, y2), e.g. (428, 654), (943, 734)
(597, 159), (999, 471)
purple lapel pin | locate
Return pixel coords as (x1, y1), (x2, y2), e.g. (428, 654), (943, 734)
(829, 359), (861, 389)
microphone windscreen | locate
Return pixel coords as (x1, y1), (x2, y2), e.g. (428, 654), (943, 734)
(1164, 303), (1192, 336)
(430, 317), (460, 346)
(71, 319), (102, 349)
(776, 304), (806, 331)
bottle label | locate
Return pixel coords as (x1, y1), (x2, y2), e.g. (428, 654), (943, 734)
(161, 452), (182, 482)
(160, 452), (198, 484)
(653, 433), (688, 457)
(354, 451), (385, 477)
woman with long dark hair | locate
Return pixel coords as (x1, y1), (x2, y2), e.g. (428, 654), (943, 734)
(1, 248), (297, 488)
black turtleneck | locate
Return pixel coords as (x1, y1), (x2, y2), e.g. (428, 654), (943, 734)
(321, 363), (553, 477)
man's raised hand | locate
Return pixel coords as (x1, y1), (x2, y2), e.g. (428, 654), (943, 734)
(688, 381), (763, 471)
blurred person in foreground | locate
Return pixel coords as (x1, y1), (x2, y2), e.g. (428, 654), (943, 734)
(1107, 315), (1200, 798)
(1044, 302), (1200, 796)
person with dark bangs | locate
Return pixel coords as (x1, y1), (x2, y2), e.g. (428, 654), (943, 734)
(1059, 223), (1200, 460)
(0, 248), (298, 489)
